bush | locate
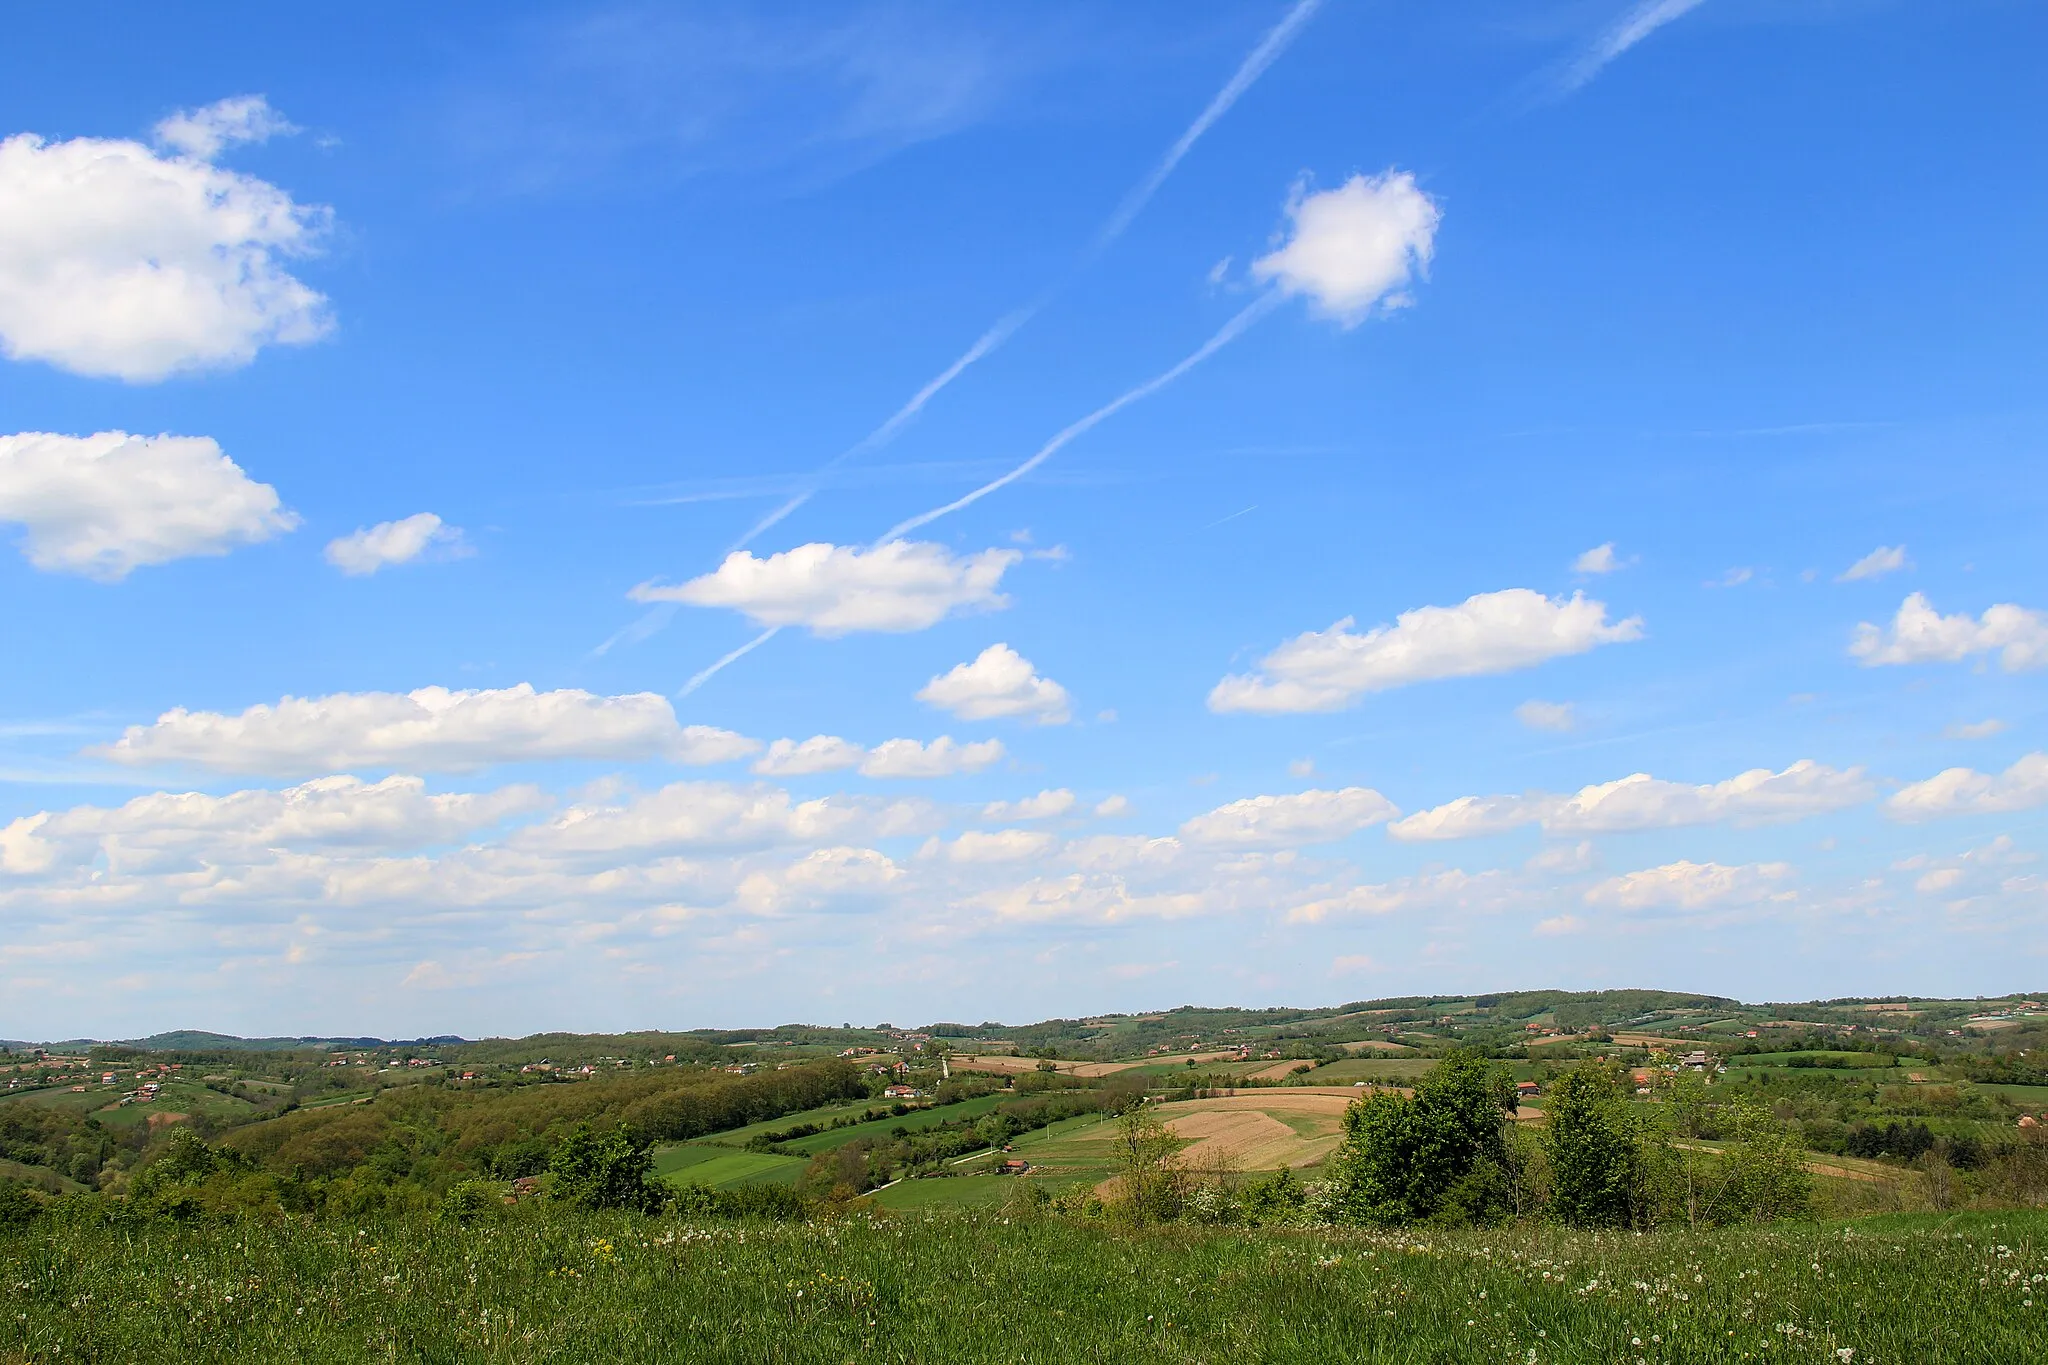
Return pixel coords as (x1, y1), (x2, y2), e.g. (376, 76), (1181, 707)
(547, 1126), (662, 1213)
(440, 1178), (502, 1221)
(0, 1180), (44, 1230)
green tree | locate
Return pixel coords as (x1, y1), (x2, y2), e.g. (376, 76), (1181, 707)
(1713, 1097), (1812, 1224)
(1545, 1063), (1671, 1229)
(546, 1125), (661, 1213)
(1327, 1049), (1517, 1226)
(1108, 1108), (1189, 1223)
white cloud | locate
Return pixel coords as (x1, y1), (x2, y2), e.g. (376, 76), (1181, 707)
(153, 95), (298, 161)
(1584, 860), (1795, 913)
(1515, 700), (1577, 732)
(982, 789), (1074, 821)
(1851, 593), (2048, 672)
(0, 116), (329, 381)
(858, 736), (1004, 779)
(4, 774), (544, 877)
(1093, 794), (1131, 818)
(916, 643), (1070, 723)
(1945, 719), (2007, 741)
(514, 781), (936, 859)
(1252, 171), (1440, 325)
(963, 874), (1211, 925)
(1887, 753), (2048, 822)
(1837, 545), (1908, 583)
(631, 540), (1019, 635)
(1708, 567), (1754, 588)
(1210, 589), (1642, 714)
(1182, 786), (1399, 848)
(735, 846), (904, 915)
(0, 431), (296, 581)
(1527, 840), (1595, 874)
(1573, 543), (1621, 574)
(1534, 914), (1586, 936)
(751, 735), (865, 777)
(93, 684), (756, 775)
(324, 513), (467, 576)
(1288, 757), (1317, 778)
(934, 829), (1055, 864)
(1284, 868), (1508, 924)
(1061, 834), (1181, 872)
(1389, 760), (1871, 841)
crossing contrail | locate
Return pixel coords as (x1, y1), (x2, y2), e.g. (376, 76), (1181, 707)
(611, 1), (1324, 665)
(677, 290), (1285, 697)
(878, 291), (1282, 543)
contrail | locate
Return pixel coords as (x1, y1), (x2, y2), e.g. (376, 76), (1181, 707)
(732, 306), (1036, 551)
(679, 295), (1283, 697)
(679, 626), (782, 697)
(1093, 0), (1323, 252)
(878, 291), (1282, 543)
(729, 0), (1323, 554)
(1558, 0), (1708, 94)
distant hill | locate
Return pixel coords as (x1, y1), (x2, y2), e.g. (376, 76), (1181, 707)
(18, 1030), (467, 1054)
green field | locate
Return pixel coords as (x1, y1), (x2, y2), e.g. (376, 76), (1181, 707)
(1731, 1050), (1903, 1069)
(652, 1144), (805, 1188)
(15, 1206), (2041, 1363)
(1304, 1057), (1434, 1083)
(868, 1173), (1017, 1208)
(770, 1093), (1009, 1155)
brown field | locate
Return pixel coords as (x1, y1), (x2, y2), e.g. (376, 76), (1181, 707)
(1245, 1061), (1314, 1082)
(1340, 1040), (1417, 1053)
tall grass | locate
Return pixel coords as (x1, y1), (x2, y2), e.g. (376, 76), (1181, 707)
(3, 1206), (2042, 1363)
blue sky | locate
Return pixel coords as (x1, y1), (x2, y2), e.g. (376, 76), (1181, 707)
(2, 0), (2044, 1039)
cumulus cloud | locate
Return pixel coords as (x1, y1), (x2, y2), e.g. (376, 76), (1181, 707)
(858, 736), (1004, 779)
(1851, 593), (2048, 672)
(1584, 860), (1795, 913)
(153, 95), (298, 161)
(1534, 914), (1586, 936)
(1837, 545), (1908, 583)
(751, 735), (865, 777)
(514, 781), (937, 859)
(1887, 753), (2048, 822)
(1573, 543), (1621, 574)
(324, 513), (468, 576)
(1515, 700), (1577, 732)
(1284, 868), (1508, 924)
(1945, 719), (2007, 741)
(1252, 171), (1440, 324)
(631, 540), (1019, 635)
(931, 829), (1056, 863)
(1093, 794), (1131, 818)
(93, 684), (756, 775)
(2, 774), (544, 877)
(983, 789), (1075, 821)
(1210, 589), (1642, 714)
(916, 643), (1071, 724)
(1182, 786), (1399, 848)
(0, 109), (330, 381)
(1389, 760), (1871, 841)
(735, 846), (904, 916)
(0, 431), (296, 580)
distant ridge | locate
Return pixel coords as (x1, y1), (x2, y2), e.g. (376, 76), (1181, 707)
(18, 1030), (467, 1054)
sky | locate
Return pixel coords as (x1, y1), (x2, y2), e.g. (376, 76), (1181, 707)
(2, 0), (2045, 1041)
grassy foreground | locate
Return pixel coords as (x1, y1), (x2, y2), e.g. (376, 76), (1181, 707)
(4, 1209), (2044, 1364)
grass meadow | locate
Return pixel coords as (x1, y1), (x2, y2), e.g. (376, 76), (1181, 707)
(4, 1207), (2043, 1363)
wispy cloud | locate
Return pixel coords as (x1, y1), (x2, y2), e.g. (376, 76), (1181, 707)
(1556, 0), (1709, 96)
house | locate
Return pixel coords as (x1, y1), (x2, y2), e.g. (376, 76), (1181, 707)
(997, 1159), (1031, 1175)
(1516, 1080), (1540, 1097)
(882, 1084), (919, 1100)
(1681, 1051), (1712, 1071)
